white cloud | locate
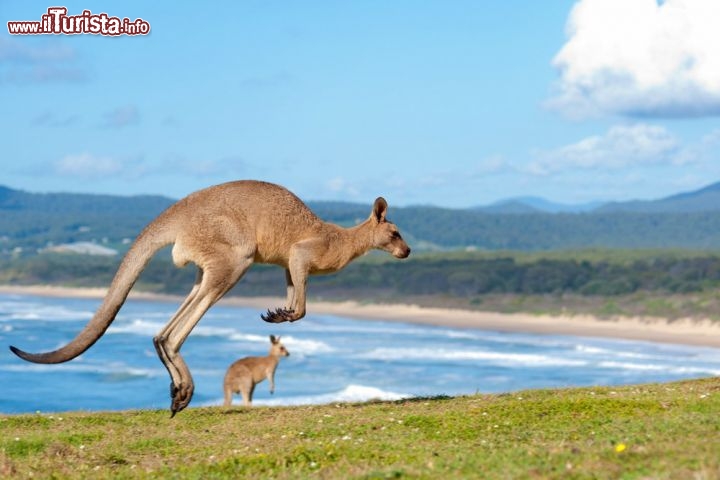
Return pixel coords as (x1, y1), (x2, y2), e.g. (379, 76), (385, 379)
(549, 0), (720, 118)
(672, 127), (720, 165)
(325, 177), (360, 197)
(101, 105), (140, 128)
(529, 124), (681, 175)
(54, 153), (124, 177)
(32, 111), (80, 127)
(53, 152), (251, 181)
(473, 154), (512, 176)
(0, 36), (86, 84)
(0, 36), (75, 63)
(160, 154), (247, 178)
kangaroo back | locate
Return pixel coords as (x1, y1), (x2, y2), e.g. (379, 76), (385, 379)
(9, 216), (176, 364)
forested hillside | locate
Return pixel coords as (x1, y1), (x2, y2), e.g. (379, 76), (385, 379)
(3, 183), (720, 254)
(0, 186), (173, 252)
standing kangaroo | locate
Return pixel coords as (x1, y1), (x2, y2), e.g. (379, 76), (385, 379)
(9, 180), (410, 415)
(223, 335), (289, 408)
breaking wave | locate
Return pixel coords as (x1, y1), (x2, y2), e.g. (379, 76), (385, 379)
(357, 347), (588, 367)
(204, 384), (411, 408)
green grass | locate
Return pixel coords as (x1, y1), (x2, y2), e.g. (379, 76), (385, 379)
(2, 378), (720, 479)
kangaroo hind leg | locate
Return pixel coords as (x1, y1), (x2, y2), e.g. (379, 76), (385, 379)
(240, 380), (255, 407)
(223, 384), (234, 408)
(154, 252), (253, 415)
(153, 268), (202, 405)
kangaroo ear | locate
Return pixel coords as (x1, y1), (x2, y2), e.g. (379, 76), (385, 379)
(372, 197), (388, 223)
(270, 335), (277, 344)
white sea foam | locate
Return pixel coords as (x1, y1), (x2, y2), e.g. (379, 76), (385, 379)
(357, 347), (588, 367)
(574, 344), (654, 359)
(108, 318), (164, 336)
(598, 361), (720, 376)
(298, 321), (432, 338)
(227, 332), (270, 342)
(106, 318), (334, 355)
(108, 318), (258, 340)
(0, 360), (163, 378)
(280, 336), (335, 354)
(443, 330), (485, 340)
(225, 334), (335, 355)
(202, 384), (411, 408)
(302, 317), (485, 341)
(0, 301), (93, 322)
(194, 325), (248, 338)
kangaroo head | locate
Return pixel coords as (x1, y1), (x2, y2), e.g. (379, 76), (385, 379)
(370, 197), (411, 259)
(269, 335), (290, 357)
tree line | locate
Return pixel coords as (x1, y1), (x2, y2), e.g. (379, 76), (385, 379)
(2, 252), (720, 299)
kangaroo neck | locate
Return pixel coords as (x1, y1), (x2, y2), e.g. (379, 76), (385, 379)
(329, 220), (374, 269)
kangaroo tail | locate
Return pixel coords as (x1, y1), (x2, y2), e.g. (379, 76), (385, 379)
(9, 219), (175, 364)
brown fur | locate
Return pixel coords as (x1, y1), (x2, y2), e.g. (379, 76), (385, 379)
(223, 335), (289, 407)
(10, 180), (410, 415)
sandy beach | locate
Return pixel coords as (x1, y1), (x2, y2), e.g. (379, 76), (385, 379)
(1, 284), (720, 348)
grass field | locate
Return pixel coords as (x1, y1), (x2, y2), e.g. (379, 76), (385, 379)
(2, 377), (719, 479)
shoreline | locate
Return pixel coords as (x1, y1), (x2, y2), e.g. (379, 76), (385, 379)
(1, 285), (720, 348)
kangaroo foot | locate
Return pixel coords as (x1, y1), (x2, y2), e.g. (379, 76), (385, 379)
(261, 308), (296, 323)
(170, 381), (194, 417)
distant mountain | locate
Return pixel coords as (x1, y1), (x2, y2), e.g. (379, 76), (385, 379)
(481, 182), (720, 214)
(0, 184), (174, 214)
(597, 181), (720, 213)
(475, 196), (602, 214)
(472, 200), (540, 214)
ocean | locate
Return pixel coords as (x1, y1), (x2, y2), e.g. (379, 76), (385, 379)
(1, 292), (720, 414)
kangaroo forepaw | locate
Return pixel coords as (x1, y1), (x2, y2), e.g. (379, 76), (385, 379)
(169, 382), (194, 417)
(261, 308), (296, 323)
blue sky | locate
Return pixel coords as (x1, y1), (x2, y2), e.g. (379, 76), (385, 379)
(2, 0), (719, 208)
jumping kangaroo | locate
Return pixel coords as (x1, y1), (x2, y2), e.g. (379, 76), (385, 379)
(9, 180), (410, 415)
(223, 335), (290, 408)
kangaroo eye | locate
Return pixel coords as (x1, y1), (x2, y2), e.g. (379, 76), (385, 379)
(391, 232), (402, 240)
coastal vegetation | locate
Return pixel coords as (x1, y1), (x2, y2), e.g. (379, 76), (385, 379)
(1, 377), (719, 479)
(2, 249), (720, 319)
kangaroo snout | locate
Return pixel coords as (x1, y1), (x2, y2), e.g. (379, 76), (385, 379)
(395, 245), (411, 258)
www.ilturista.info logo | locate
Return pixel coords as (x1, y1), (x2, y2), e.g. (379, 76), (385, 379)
(7, 7), (150, 36)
